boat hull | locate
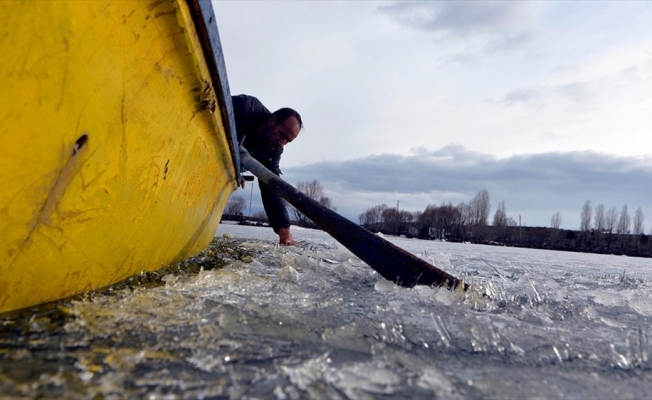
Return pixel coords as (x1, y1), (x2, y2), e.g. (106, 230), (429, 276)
(0, 0), (238, 312)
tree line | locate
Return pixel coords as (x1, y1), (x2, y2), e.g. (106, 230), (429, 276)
(359, 190), (652, 258)
(358, 189), (499, 242)
(224, 181), (651, 258)
(556, 200), (649, 255)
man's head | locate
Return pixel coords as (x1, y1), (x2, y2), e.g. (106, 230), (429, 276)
(257, 108), (302, 151)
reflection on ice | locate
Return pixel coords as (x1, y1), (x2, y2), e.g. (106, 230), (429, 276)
(1, 223), (652, 398)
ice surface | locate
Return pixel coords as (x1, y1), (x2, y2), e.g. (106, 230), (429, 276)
(1, 223), (652, 398)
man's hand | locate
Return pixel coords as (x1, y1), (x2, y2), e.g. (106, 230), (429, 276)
(240, 177), (246, 189)
(278, 228), (295, 246)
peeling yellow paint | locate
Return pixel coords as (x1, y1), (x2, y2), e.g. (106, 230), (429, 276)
(0, 0), (237, 312)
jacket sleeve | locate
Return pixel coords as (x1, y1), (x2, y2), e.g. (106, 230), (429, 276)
(260, 182), (290, 233)
(258, 150), (291, 233)
(231, 95), (245, 142)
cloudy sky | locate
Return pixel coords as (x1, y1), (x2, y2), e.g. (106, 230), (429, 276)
(213, 1), (652, 230)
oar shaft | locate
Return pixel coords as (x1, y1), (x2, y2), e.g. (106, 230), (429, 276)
(240, 150), (467, 290)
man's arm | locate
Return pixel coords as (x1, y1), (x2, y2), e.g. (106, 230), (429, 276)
(258, 151), (295, 245)
(259, 180), (295, 245)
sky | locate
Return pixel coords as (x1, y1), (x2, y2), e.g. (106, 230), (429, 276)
(213, 1), (652, 230)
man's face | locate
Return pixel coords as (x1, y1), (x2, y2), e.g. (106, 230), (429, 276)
(260, 115), (301, 151)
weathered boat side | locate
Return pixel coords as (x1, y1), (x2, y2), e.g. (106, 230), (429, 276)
(189, 0), (240, 180)
(0, 0), (238, 313)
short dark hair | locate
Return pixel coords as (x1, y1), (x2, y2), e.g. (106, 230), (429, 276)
(273, 108), (303, 130)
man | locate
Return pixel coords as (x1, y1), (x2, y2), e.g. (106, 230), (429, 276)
(232, 94), (302, 245)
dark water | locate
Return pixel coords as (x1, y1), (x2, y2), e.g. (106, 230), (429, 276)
(1, 224), (652, 399)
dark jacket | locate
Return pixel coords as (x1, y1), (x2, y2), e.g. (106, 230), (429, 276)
(232, 95), (290, 233)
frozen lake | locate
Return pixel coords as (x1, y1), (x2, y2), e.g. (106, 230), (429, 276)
(2, 222), (652, 398)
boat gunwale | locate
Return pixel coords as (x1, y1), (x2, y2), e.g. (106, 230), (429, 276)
(187, 0), (241, 183)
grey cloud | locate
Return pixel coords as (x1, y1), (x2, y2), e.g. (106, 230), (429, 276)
(499, 88), (542, 105)
(485, 32), (533, 53)
(555, 82), (593, 103)
(380, 1), (539, 57)
(499, 81), (593, 106)
(283, 146), (652, 228)
(381, 1), (527, 35)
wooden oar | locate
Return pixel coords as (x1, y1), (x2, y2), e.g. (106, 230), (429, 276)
(239, 149), (468, 291)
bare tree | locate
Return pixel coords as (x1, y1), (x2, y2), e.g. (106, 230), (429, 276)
(469, 189), (491, 226)
(252, 210), (268, 222)
(224, 195), (247, 216)
(493, 201), (508, 238)
(291, 180), (336, 227)
(296, 180), (325, 201)
(318, 195), (336, 211)
(605, 206), (619, 251)
(382, 206), (401, 235)
(415, 202), (463, 240)
(594, 204), (605, 248)
(399, 210), (414, 234)
(457, 202), (471, 227)
(551, 212), (562, 245)
(439, 202), (462, 239)
(633, 207), (645, 235)
(359, 204), (388, 227)
(456, 202), (471, 239)
(419, 204), (438, 231)
(412, 210), (423, 227)
(617, 204), (631, 235)
(594, 204), (605, 232)
(616, 204), (631, 251)
(551, 212), (562, 229)
(580, 200), (592, 236)
(580, 200), (592, 247)
(633, 207), (645, 252)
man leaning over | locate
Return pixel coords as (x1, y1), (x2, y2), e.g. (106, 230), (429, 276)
(232, 94), (302, 246)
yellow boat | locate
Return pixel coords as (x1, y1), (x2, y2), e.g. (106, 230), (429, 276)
(0, 0), (240, 313)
